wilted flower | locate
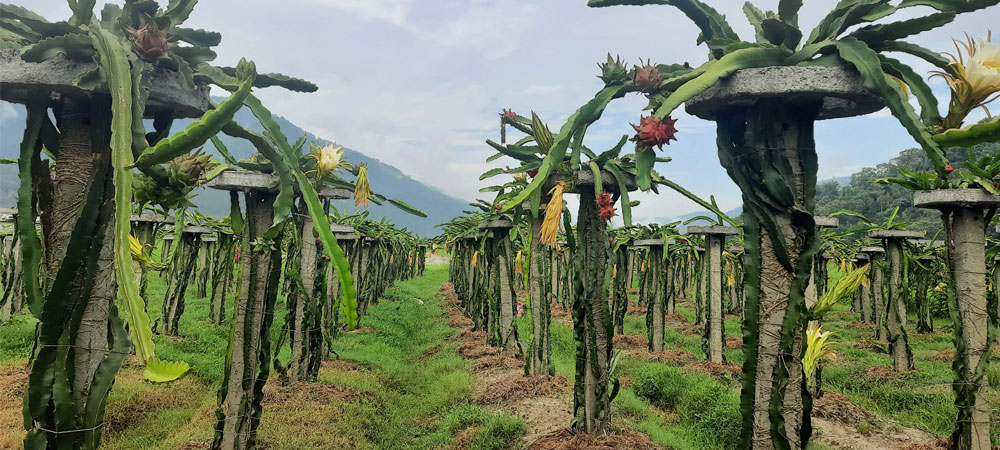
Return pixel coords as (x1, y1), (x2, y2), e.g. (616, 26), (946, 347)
(516, 301), (525, 317)
(354, 164), (374, 208)
(540, 181), (567, 247)
(502, 109), (517, 120)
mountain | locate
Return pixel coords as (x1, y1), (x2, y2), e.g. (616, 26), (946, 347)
(0, 102), (468, 237)
(635, 207), (743, 231)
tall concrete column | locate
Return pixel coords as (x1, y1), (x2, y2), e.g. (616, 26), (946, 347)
(688, 225), (739, 364)
(869, 229), (925, 372)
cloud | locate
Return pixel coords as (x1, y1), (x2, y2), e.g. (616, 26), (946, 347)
(8, 0), (998, 224)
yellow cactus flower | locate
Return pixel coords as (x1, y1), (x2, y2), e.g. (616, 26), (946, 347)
(540, 181), (566, 247)
(803, 323), (836, 386)
(936, 33), (1000, 129)
(515, 250), (524, 274)
(310, 142), (347, 178)
(471, 250), (479, 268)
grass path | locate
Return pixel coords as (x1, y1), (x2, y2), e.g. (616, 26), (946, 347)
(0, 265), (524, 450)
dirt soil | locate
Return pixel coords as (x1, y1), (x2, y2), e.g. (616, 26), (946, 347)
(427, 252), (451, 265)
(812, 417), (936, 450)
(528, 428), (659, 450)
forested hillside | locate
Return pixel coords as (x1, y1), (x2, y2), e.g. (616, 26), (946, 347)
(816, 141), (1000, 237)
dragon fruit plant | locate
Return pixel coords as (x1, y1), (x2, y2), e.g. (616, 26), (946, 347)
(492, 0), (998, 446)
(873, 31), (1000, 450)
(0, 0), (387, 448)
(483, 105), (732, 432)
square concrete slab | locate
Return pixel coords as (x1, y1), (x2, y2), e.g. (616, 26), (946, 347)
(686, 225), (739, 236)
(207, 170), (351, 199)
(478, 219), (514, 230)
(684, 65), (883, 121)
(868, 229), (925, 240)
(914, 189), (1000, 209)
(814, 216), (839, 228)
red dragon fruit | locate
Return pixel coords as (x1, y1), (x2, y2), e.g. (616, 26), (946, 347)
(631, 115), (678, 150)
(633, 63), (661, 92)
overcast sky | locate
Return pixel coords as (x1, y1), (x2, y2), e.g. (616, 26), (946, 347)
(6, 1), (998, 223)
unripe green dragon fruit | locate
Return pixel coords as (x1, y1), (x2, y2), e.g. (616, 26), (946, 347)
(167, 149), (212, 188)
(598, 54), (628, 86)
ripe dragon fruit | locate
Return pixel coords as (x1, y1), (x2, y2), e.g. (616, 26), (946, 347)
(599, 205), (616, 221)
(126, 15), (169, 62)
(502, 109), (517, 120)
(596, 191), (613, 208)
(633, 63), (661, 92)
(631, 115), (678, 150)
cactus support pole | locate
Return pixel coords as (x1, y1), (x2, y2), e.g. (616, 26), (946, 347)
(915, 189), (998, 450)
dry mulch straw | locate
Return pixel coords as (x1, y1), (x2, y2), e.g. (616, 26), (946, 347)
(627, 349), (696, 365)
(726, 336), (743, 349)
(613, 335), (648, 349)
(811, 392), (876, 425)
(0, 365), (28, 403)
(478, 374), (568, 404)
(528, 429), (659, 450)
(678, 323), (704, 335)
(458, 342), (498, 358)
(683, 361), (741, 379)
(928, 349), (954, 362)
(474, 355), (523, 371)
(451, 329), (485, 341)
(627, 303), (648, 314)
(263, 382), (360, 404)
(664, 312), (688, 323)
(321, 359), (360, 371)
(846, 320), (875, 329)
(448, 315), (474, 328)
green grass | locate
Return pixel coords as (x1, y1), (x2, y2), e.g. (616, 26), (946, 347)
(0, 264), (524, 450)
